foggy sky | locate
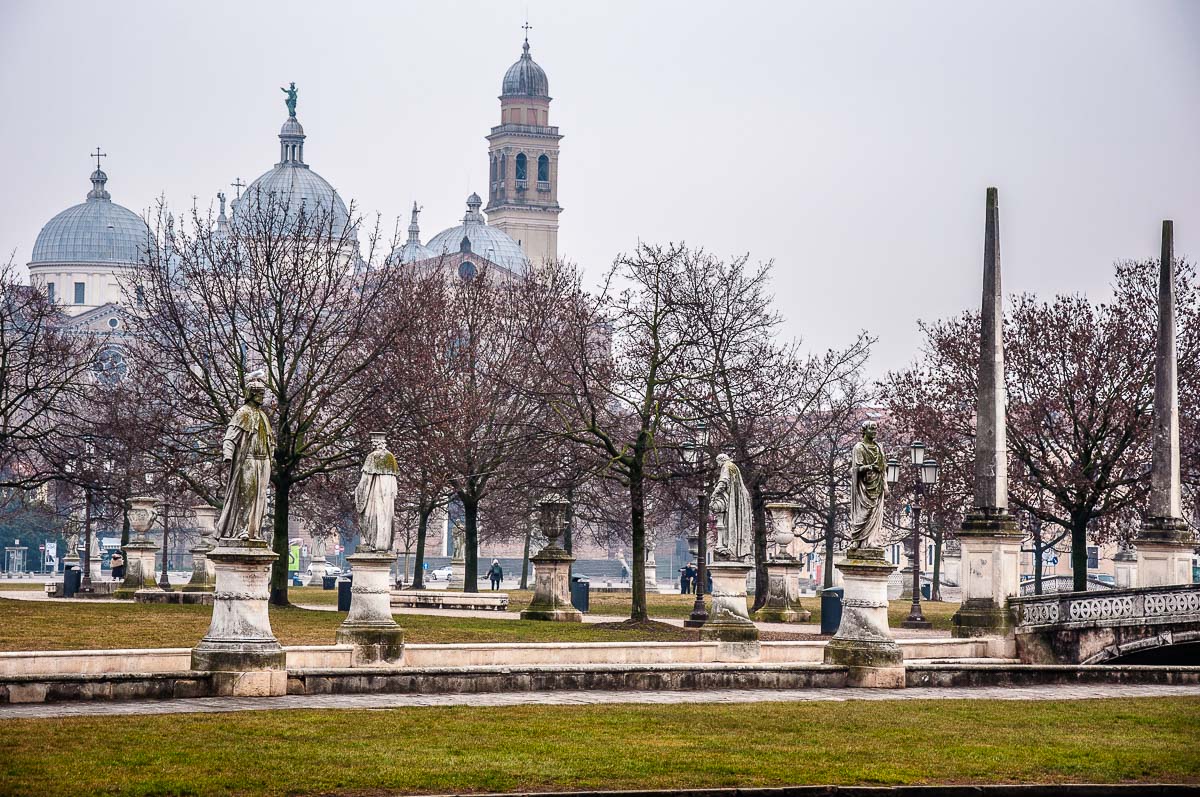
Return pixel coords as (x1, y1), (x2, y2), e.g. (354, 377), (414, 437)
(1, 0), (1197, 376)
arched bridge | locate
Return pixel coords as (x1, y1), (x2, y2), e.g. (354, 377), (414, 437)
(1012, 583), (1200, 664)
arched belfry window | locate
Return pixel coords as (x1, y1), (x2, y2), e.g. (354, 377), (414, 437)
(490, 156), (497, 183)
(515, 153), (527, 181)
(537, 155), (549, 182)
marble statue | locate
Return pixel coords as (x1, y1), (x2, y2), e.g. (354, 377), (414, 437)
(848, 421), (888, 550)
(451, 526), (466, 562)
(354, 432), (398, 552)
(216, 373), (275, 541)
(710, 454), (753, 561)
(281, 82), (298, 117)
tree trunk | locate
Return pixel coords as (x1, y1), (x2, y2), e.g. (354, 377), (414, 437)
(564, 485), (574, 582)
(628, 463), (648, 622)
(120, 503), (130, 548)
(520, 513), (532, 590)
(462, 497), (479, 593)
(1070, 514), (1089, 592)
(1033, 537), (1044, 596)
(410, 507), (430, 589)
(930, 526), (943, 602)
(822, 476), (837, 589)
(750, 487), (769, 611)
(270, 478), (291, 606)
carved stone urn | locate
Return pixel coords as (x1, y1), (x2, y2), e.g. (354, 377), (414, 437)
(116, 496), (162, 598)
(520, 493), (581, 622)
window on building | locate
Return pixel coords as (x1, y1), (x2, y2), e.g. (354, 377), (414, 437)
(1087, 546), (1099, 569)
(74, 282), (85, 305)
(537, 154), (550, 182)
(46, 282), (55, 303)
(927, 545), (934, 566)
(515, 153), (527, 180)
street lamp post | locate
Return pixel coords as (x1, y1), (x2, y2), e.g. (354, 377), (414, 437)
(682, 421), (710, 629)
(158, 500), (172, 590)
(885, 440), (939, 630)
(78, 434), (96, 593)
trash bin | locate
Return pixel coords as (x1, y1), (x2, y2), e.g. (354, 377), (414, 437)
(570, 576), (590, 613)
(921, 583), (932, 600)
(820, 586), (844, 635)
(63, 566), (81, 599)
(322, 575), (337, 590)
(337, 576), (353, 611)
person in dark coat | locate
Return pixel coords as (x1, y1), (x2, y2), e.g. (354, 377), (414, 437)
(679, 567), (692, 595)
(488, 559), (504, 590)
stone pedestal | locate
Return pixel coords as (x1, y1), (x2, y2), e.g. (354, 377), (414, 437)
(1136, 524), (1194, 587)
(521, 546), (581, 621)
(336, 552), (404, 664)
(308, 556), (327, 586)
(700, 562), (759, 642)
(644, 547), (661, 593)
(114, 541), (161, 599)
(823, 549), (903, 688)
(952, 511), (1022, 637)
(1114, 548), (1137, 589)
(448, 559), (466, 591)
(191, 540), (285, 696)
(183, 544), (216, 592)
(756, 559), (811, 623)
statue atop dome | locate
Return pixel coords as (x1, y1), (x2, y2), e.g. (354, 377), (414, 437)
(281, 82), (298, 118)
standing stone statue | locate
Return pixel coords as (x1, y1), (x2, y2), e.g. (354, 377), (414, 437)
(281, 82), (298, 117)
(216, 373), (275, 542)
(848, 421), (888, 550)
(710, 454), (753, 561)
(354, 432), (398, 552)
(451, 526), (466, 562)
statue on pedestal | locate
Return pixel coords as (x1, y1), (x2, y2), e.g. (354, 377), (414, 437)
(710, 454), (753, 561)
(354, 432), (398, 552)
(216, 373), (275, 542)
(281, 82), (298, 117)
(848, 421), (887, 551)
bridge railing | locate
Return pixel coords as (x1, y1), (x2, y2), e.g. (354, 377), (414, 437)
(1011, 582), (1200, 629)
(1018, 575), (1113, 596)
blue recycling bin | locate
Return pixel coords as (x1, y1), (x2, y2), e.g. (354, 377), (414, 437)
(820, 586), (844, 635)
(63, 566), (81, 598)
(570, 576), (590, 613)
(337, 576), (353, 611)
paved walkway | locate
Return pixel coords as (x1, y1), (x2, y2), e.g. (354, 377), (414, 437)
(3, 684), (1197, 720)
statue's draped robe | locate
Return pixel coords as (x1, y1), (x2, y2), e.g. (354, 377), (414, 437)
(216, 403), (275, 541)
(355, 449), (398, 551)
(710, 460), (754, 561)
(848, 440), (887, 549)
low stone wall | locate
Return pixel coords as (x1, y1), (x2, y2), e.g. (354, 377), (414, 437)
(907, 662), (1200, 688)
(0, 671), (213, 704)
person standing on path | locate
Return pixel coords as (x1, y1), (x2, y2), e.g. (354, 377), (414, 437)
(488, 559), (503, 590)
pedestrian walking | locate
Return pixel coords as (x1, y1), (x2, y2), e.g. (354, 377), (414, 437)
(488, 559), (504, 590)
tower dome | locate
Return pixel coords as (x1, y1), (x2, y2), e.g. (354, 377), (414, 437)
(232, 86), (352, 235)
(426, 194), (530, 274)
(501, 38), (549, 98)
(28, 159), (150, 315)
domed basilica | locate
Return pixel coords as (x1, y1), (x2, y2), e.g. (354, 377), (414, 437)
(26, 34), (562, 320)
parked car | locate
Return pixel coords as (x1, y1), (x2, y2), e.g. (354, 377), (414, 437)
(306, 562), (342, 579)
(1095, 574), (1116, 586)
(429, 565), (453, 581)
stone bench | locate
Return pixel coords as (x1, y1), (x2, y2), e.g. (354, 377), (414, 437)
(391, 590), (509, 612)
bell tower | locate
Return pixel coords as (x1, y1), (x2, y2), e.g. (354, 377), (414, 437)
(484, 30), (562, 267)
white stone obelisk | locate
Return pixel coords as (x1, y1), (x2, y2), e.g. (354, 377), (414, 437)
(952, 187), (1023, 638)
(1135, 220), (1195, 586)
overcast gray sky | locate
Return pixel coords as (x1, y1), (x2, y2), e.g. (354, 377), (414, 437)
(2, 0), (1197, 375)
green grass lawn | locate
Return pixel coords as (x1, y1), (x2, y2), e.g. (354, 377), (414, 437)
(1, 698), (1196, 795)
(0, 598), (694, 651)
(0, 581), (50, 591)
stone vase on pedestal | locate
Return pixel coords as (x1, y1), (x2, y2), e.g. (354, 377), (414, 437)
(191, 539), (286, 696)
(700, 561), (758, 642)
(521, 494), (582, 622)
(183, 505), (218, 593)
(336, 551), (404, 664)
(823, 549), (904, 688)
(114, 497), (162, 600)
(758, 503), (811, 623)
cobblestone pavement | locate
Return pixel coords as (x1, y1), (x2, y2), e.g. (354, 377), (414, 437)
(3, 684), (1197, 720)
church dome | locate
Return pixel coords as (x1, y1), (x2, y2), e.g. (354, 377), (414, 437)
(232, 94), (352, 235)
(30, 168), (148, 265)
(426, 194), (529, 274)
(501, 39), (549, 98)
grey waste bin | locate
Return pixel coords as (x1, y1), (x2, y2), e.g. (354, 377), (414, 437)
(63, 566), (81, 598)
(570, 577), (590, 613)
(820, 586), (844, 635)
(337, 576), (353, 611)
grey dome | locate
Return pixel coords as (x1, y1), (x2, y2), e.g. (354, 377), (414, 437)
(426, 194), (529, 274)
(31, 169), (148, 265)
(233, 164), (352, 232)
(501, 40), (549, 98)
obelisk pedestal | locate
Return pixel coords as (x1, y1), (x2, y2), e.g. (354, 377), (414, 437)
(823, 548), (904, 688)
(336, 551), (404, 664)
(191, 539), (286, 696)
(1135, 220), (1195, 586)
(700, 561), (759, 644)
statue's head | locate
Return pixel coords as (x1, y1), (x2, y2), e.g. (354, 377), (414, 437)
(716, 453), (731, 467)
(861, 420), (878, 441)
(245, 371), (267, 405)
(369, 431), (387, 450)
